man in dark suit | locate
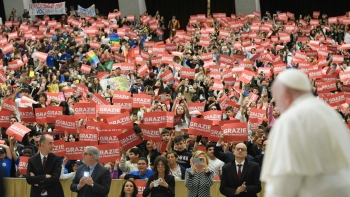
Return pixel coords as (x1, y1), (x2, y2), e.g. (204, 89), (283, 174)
(70, 146), (111, 197)
(220, 143), (261, 197)
(0, 167), (5, 197)
(254, 140), (268, 168)
(26, 134), (64, 197)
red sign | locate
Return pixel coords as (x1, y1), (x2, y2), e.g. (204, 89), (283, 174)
(327, 92), (345, 106)
(140, 125), (162, 142)
(97, 105), (121, 119)
(188, 117), (212, 136)
(52, 140), (65, 157)
(134, 180), (147, 197)
(18, 156), (29, 175)
(142, 112), (174, 128)
(308, 69), (322, 79)
(0, 111), (11, 128)
(188, 102), (205, 112)
(34, 108), (47, 124)
(202, 111), (223, 124)
(91, 93), (110, 105)
(97, 144), (121, 163)
(79, 129), (99, 143)
(0, 71), (7, 83)
(2, 43), (14, 54)
(106, 112), (133, 129)
(118, 131), (143, 150)
(6, 122), (31, 142)
(99, 131), (121, 144)
(55, 115), (78, 133)
(46, 106), (63, 123)
(18, 107), (35, 122)
(222, 122), (249, 142)
(249, 118), (259, 130)
(132, 94), (152, 108)
(65, 141), (90, 160)
(34, 52), (48, 62)
(249, 108), (266, 124)
(2, 100), (16, 112)
(180, 68), (196, 79)
(238, 70), (255, 83)
(339, 71), (350, 82)
(81, 64), (92, 74)
(74, 102), (96, 119)
(161, 70), (174, 83)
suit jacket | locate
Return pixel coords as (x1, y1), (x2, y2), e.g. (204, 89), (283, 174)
(254, 154), (264, 168)
(26, 153), (64, 197)
(0, 167), (5, 197)
(70, 163), (111, 197)
(220, 159), (261, 197)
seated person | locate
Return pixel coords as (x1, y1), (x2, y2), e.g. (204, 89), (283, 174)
(121, 157), (154, 180)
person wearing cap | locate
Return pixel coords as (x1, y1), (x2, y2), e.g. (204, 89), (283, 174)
(261, 69), (350, 197)
(0, 144), (12, 178)
(60, 157), (83, 179)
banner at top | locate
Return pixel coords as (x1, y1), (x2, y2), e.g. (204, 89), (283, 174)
(77, 4), (96, 17)
(29, 2), (66, 15)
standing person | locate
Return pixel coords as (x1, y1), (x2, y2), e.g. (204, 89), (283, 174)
(70, 146), (111, 197)
(0, 166), (5, 197)
(26, 134), (64, 197)
(219, 143), (261, 197)
(143, 156), (175, 197)
(185, 151), (214, 197)
(168, 16), (180, 37)
(261, 69), (350, 197)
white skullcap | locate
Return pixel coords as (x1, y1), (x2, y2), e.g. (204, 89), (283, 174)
(276, 69), (312, 91)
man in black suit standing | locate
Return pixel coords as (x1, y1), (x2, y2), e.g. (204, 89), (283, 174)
(70, 146), (111, 197)
(26, 134), (64, 197)
(0, 167), (5, 197)
(254, 140), (268, 168)
(220, 143), (261, 197)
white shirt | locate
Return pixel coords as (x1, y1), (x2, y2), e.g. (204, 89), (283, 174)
(261, 94), (350, 197)
(208, 158), (224, 176)
(39, 153), (48, 195)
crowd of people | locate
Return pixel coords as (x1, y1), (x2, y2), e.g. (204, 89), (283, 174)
(0, 4), (350, 197)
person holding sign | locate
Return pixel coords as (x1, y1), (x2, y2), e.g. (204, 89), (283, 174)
(261, 69), (350, 197)
(70, 146), (111, 197)
(0, 144), (12, 178)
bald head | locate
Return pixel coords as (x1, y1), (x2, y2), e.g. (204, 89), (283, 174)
(234, 143), (248, 160)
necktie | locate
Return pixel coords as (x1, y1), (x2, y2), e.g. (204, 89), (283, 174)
(41, 157), (47, 194)
(87, 166), (90, 173)
(42, 157), (47, 170)
(237, 164), (242, 181)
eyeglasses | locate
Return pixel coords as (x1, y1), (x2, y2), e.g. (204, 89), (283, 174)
(83, 152), (91, 156)
(235, 148), (247, 152)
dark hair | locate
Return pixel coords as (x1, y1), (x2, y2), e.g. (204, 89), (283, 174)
(153, 156), (170, 175)
(133, 125), (142, 134)
(173, 136), (184, 143)
(225, 106), (233, 112)
(165, 151), (178, 158)
(120, 180), (138, 197)
(129, 147), (142, 157)
(206, 143), (215, 151)
(264, 126), (272, 134)
(161, 129), (170, 135)
(138, 157), (148, 165)
(59, 101), (70, 115)
(38, 92), (47, 101)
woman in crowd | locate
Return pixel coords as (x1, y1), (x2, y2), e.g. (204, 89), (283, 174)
(143, 156), (175, 197)
(185, 151), (214, 197)
(120, 180), (138, 197)
(143, 140), (160, 169)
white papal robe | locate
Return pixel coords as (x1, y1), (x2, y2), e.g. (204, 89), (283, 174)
(261, 93), (350, 197)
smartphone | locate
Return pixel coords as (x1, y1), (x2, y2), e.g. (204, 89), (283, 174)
(84, 171), (90, 177)
(193, 158), (203, 164)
